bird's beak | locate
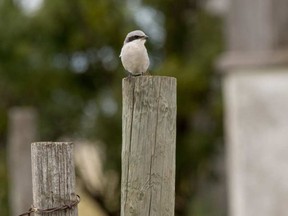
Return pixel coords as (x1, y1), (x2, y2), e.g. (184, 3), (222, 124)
(142, 35), (149, 40)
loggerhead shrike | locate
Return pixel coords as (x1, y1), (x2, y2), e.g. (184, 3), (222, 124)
(120, 30), (150, 76)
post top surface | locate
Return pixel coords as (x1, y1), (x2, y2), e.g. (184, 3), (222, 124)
(31, 142), (73, 146)
(122, 75), (177, 83)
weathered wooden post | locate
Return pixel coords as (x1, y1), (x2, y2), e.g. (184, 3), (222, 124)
(7, 107), (37, 216)
(122, 76), (177, 216)
(31, 142), (78, 216)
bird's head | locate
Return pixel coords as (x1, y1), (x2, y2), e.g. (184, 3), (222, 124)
(124, 30), (149, 44)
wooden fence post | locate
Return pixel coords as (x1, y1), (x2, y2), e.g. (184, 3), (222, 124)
(7, 107), (37, 216)
(122, 76), (177, 216)
(31, 142), (78, 216)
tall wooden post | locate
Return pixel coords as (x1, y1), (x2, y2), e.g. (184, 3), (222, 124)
(122, 76), (177, 216)
(31, 142), (78, 216)
(7, 107), (37, 216)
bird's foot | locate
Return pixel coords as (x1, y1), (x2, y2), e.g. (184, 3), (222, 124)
(143, 71), (151, 76)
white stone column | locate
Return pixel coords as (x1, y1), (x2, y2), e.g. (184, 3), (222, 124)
(219, 0), (288, 215)
(223, 69), (288, 216)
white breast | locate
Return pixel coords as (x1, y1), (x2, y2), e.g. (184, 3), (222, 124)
(120, 40), (150, 75)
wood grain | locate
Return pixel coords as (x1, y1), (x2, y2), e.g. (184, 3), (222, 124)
(122, 76), (176, 216)
(31, 142), (78, 216)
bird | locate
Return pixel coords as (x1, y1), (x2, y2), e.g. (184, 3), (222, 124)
(120, 30), (150, 76)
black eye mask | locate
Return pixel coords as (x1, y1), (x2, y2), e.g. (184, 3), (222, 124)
(126, 35), (141, 43)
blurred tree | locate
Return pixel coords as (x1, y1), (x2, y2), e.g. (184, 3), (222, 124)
(0, 0), (130, 215)
(0, 0), (129, 161)
(0, 0), (223, 215)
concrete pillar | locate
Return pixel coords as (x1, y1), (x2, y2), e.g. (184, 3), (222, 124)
(223, 69), (288, 216)
(7, 107), (37, 216)
(219, 0), (288, 215)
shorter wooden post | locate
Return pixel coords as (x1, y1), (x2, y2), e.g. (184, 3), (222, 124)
(31, 142), (78, 216)
(122, 76), (177, 216)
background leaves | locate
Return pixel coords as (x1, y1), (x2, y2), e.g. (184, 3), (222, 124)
(0, 0), (224, 215)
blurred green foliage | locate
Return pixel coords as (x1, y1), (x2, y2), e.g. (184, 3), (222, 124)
(0, 0), (223, 215)
(0, 149), (9, 216)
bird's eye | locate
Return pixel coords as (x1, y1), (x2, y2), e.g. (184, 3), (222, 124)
(132, 36), (140, 41)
